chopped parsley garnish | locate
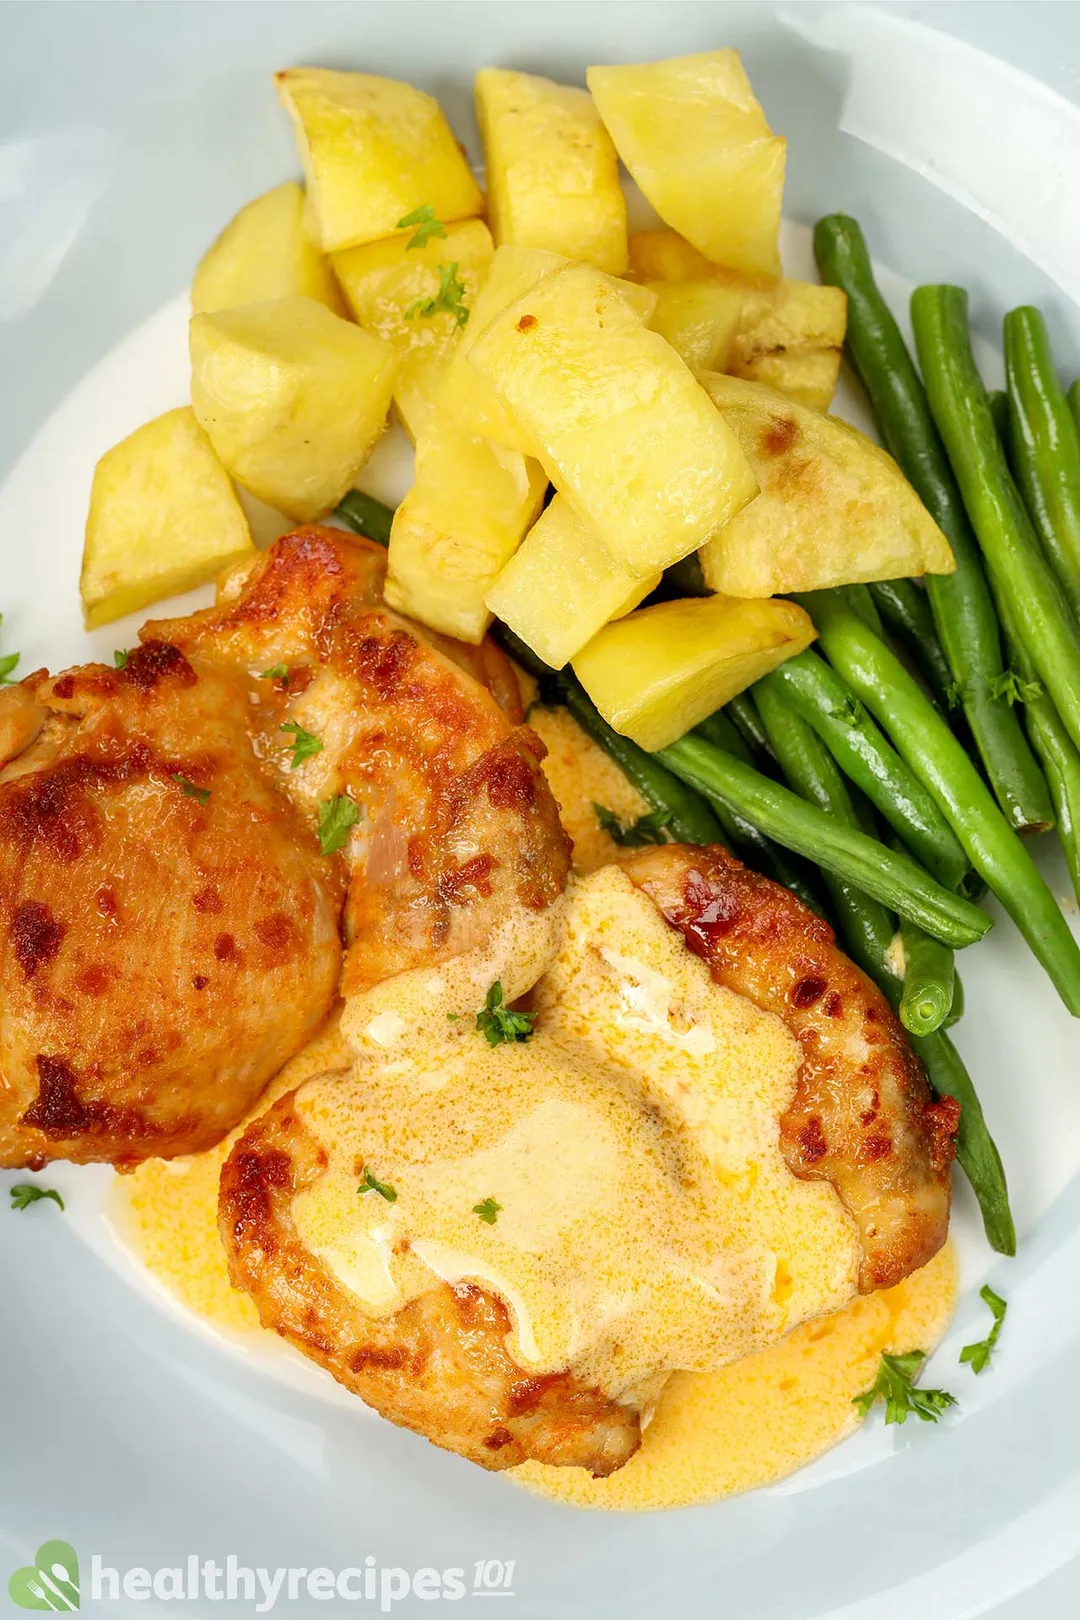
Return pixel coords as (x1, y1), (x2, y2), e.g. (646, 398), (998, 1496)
(260, 663), (289, 682)
(834, 695), (868, 728)
(280, 719), (324, 769)
(396, 203), (447, 250)
(358, 1169), (397, 1203)
(959, 1284), (1007, 1374)
(476, 981), (536, 1047)
(0, 615), (18, 684)
(473, 1197), (502, 1225)
(10, 1183), (64, 1212)
(944, 678), (964, 711)
(407, 261), (470, 328)
(317, 794), (360, 855)
(852, 1351), (957, 1426)
(113, 648), (129, 670)
(990, 668), (1043, 707)
(593, 802), (671, 847)
(172, 773), (211, 806)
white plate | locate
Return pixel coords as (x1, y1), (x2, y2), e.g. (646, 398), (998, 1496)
(2, 7), (1080, 1617)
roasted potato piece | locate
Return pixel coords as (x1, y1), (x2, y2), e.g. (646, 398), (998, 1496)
(81, 407), (253, 629)
(191, 181), (344, 316)
(486, 495), (659, 669)
(384, 422), (547, 642)
(646, 281), (744, 371)
(275, 68), (483, 252)
(573, 593), (816, 750)
(190, 295), (397, 522)
(588, 51), (785, 279)
(467, 264), (756, 575)
(332, 219), (493, 437)
(475, 68), (627, 274)
(697, 374), (955, 598)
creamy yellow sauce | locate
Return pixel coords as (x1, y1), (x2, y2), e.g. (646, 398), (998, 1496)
(116, 706), (958, 1510)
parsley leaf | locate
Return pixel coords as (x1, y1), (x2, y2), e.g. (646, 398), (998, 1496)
(593, 802), (671, 847)
(959, 1284), (1007, 1374)
(407, 261), (470, 328)
(833, 695), (868, 728)
(944, 678), (964, 710)
(113, 649), (129, 670)
(317, 794), (360, 855)
(280, 719), (324, 770)
(473, 1197), (502, 1225)
(990, 669), (1043, 707)
(852, 1351), (957, 1426)
(260, 663), (289, 682)
(476, 981), (536, 1047)
(171, 773), (211, 806)
(396, 203), (447, 250)
(10, 1183), (64, 1212)
(358, 1168), (397, 1203)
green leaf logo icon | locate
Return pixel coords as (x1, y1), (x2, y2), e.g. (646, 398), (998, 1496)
(8, 1541), (79, 1610)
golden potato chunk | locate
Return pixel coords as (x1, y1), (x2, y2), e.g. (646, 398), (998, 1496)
(275, 68), (483, 252)
(647, 281), (745, 371)
(588, 52), (785, 279)
(190, 295), (397, 522)
(475, 68), (627, 274)
(573, 594), (817, 750)
(697, 374), (955, 598)
(384, 422), (547, 642)
(486, 495), (659, 669)
(191, 181), (344, 316)
(81, 407), (253, 629)
(467, 264), (757, 575)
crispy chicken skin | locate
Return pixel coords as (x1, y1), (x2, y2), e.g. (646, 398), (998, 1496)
(621, 844), (958, 1291)
(0, 643), (343, 1167)
(219, 1089), (642, 1476)
(0, 527), (570, 1167)
(149, 527), (571, 994)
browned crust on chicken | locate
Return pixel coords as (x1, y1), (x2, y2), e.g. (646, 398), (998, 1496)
(218, 1089), (642, 1476)
(620, 844), (958, 1291)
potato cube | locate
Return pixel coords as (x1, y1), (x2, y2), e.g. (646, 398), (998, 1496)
(588, 52), (785, 279)
(475, 68), (627, 274)
(81, 407), (253, 629)
(647, 281), (745, 371)
(191, 181), (344, 316)
(275, 68), (483, 252)
(486, 495), (659, 668)
(190, 295), (397, 522)
(573, 593), (817, 751)
(467, 263), (757, 574)
(628, 229), (719, 284)
(697, 374), (955, 598)
(384, 422), (547, 642)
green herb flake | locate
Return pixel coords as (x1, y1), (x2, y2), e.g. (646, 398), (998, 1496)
(260, 663), (289, 683)
(990, 669), (1043, 707)
(959, 1284), (1007, 1374)
(406, 261), (470, 328)
(171, 773), (211, 806)
(475, 981), (536, 1047)
(10, 1183), (64, 1212)
(317, 794), (360, 855)
(944, 679), (964, 711)
(396, 203), (447, 250)
(834, 695), (868, 728)
(473, 1197), (502, 1225)
(358, 1168), (397, 1203)
(113, 649), (129, 670)
(0, 615), (18, 684)
(280, 719), (324, 770)
(852, 1350), (957, 1426)
(593, 802), (671, 847)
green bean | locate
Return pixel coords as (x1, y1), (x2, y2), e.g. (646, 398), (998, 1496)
(800, 588), (1080, 1013)
(996, 590), (1080, 905)
(944, 971), (965, 1028)
(1069, 380), (1080, 435)
(813, 215), (1053, 833)
(658, 734), (991, 948)
(912, 285), (1080, 759)
(334, 489), (396, 547)
(867, 578), (957, 713)
(724, 692), (777, 765)
(1004, 306), (1080, 619)
(753, 683), (895, 976)
(754, 649), (970, 887)
(842, 583), (885, 637)
(987, 388), (1010, 447)
(898, 913), (956, 1036)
